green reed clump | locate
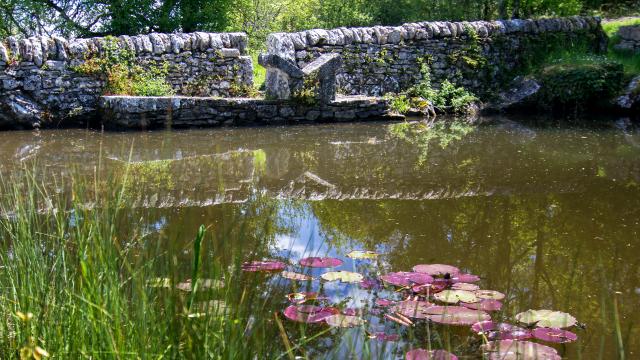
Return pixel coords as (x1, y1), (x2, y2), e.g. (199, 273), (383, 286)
(0, 166), (295, 359)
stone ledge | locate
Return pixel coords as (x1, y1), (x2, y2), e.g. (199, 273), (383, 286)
(268, 16), (601, 56)
(0, 32), (248, 65)
(99, 95), (400, 129)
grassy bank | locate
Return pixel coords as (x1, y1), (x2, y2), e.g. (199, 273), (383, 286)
(0, 166), (295, 359)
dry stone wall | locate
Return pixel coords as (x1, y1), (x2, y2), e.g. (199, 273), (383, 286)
(615, 25), (640, 53)
(100, 95), (394, 129)
(0, 32), (252, 128)
(267, 16), (606, 96)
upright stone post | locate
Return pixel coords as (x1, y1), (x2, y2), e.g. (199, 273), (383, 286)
(259, 52), (342, 103)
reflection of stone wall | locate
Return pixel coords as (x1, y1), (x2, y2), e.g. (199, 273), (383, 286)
(267, 16), (605, 96)
(0, 32), (252, 127)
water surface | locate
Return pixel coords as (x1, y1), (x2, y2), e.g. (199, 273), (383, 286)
(2, 118), (639, 358)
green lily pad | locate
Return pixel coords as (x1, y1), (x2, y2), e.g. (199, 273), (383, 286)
(475, 290), (505, 301)
(347, 250), (379, 260)
(281, 271), (313, 281)
(321, 271), (364, 283)
(325, 314), (365, 328)
(433, 290), (479, 304)
(147, 277), (171, 288)
(515, 309), (577, 329)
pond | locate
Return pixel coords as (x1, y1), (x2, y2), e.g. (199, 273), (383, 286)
(1, 117), (639, 359)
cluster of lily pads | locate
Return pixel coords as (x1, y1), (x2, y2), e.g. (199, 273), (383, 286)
(242, 251), (579, 360)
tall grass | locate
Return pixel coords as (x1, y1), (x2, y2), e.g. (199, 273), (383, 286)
(0, 165), (299, 359)
(602, 18), (640, 76)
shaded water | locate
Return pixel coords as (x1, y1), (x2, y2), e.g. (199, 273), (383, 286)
(2, 118), (639, 358)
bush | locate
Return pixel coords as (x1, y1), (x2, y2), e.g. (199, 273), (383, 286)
(537, 59), (625, 110)
(391, 66), (478, 115)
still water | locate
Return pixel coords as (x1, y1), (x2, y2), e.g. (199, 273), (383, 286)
(1, 118), (639, 358)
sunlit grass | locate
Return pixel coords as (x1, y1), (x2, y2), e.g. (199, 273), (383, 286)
(602, 17), (640, 76)
(0, 165), (292, 359)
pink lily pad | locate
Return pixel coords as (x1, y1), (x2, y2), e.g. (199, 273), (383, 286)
(342, 308), (358, 316)
(375, 298), (396, 307)
(380, 272), (434, 287)
(424, 306), (491, 325)
(532, 327), (578, 343)
(412, 264), (460, 276)
(283, 305), (339, 323)
(471, 321), (531, 340)
(412, 280), (449, 295)
(462, 299), (503, 311)
(359, 279), (381, 289)
(451, 273), (480, 283)
(391, 300), (434, 319)
(451, 283), (480, 291)
(482, 340), (561, 360)
(370, 332), (400, 342)
(241, 261), (286, 272)
(299, 257), (343, 268)
(406, 349), (459, 360)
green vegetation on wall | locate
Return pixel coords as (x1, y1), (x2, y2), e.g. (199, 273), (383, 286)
(536, 57), (625, 110)
(71, 36), (174, 96)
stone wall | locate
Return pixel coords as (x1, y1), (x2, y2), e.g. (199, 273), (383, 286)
(100, 95), (395, 129)
(0, 32), (252, 128)
(267, 16), (606, 96)
(614, 25), (640, 53)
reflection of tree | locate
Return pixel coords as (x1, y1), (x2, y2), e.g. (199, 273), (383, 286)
(387, 120), (475, 168)
(309, 186), (640, 358)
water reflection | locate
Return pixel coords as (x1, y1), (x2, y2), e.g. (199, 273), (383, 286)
(1, 119), (639, 358)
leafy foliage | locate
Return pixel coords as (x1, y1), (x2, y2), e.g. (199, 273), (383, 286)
(537, 57), (624, 110)
(390, 66), (478, 114)
(72, 36), (174, 96)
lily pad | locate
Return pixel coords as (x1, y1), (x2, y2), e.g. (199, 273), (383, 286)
(190, 300), (229, 317)
(375, 298), (396, 307)
(380, 272), (434, 287)
(471, 321), (531, 340)
(321, 271), (364, 283)
(451, 283), (480, 291)
(347, 250), (379, 260)
(287, 292), (319, 304)
(241, 261), (286, 272)
(299, 257), (343, 268)
(433, 290), (479, 304)
(406, 349), (459, 360)
(475, 290), (506, 301)
(176, 278), (224, 292)
(515, 309), (577, 328)
(412, 280), (448, 295)
(359, 278), (381, 289)
(283, 305), (340, 323)
(325, 314), (365, 328)
(482, 340), (561, 360)
(451, 273), (481, 283)
(532, 327), (578, 343)
(462, 299), (503, 311)
(412, 264), (460, 276)
(281, 271), (313, 281)
(369, 332), (400, 342)
(391, 300), (434, 319)
(147, 277), (171, 288)
(424, 306), (491, 325)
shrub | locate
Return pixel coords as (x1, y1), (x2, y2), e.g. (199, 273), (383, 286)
(537, 59), (624, 110)
(390, 66), (478, 115)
